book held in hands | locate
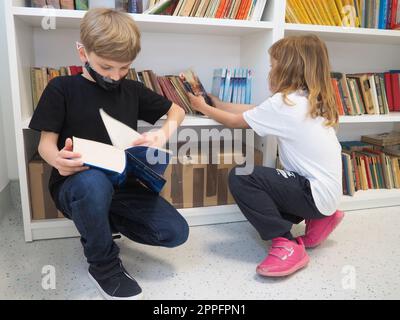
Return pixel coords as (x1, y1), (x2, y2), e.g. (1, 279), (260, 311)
(73, 109), (172, 193)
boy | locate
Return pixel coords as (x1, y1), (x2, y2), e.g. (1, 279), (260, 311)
(29, 8), (188, 300)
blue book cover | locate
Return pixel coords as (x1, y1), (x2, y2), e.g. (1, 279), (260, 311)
(211, 68), (224, 98)
(378, 0), (389, 29)
(245, 69), (252, 104)
(72, 109), (172, 193)
(223, 69), (233, 102)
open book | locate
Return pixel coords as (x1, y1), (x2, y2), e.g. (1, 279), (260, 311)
(73, 109), (172, 193)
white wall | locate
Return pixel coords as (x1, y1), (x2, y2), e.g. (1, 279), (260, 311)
(0, 0), (18, 189)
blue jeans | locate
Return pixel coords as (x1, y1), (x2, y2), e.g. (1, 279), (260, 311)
(57, 169), (189, 268)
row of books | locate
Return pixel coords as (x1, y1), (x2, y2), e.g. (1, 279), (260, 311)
(27, 0), (144, 12)
(211, 68), (252, 104)
(286, 0), (400, 30)
(30, 66), (218, 115)
(341, 133), (400, 195)
(26, 0), (268, 20)
(331, 71), (400, 116)
(144, 0), (268, 21)
(30, 65), (83, 108)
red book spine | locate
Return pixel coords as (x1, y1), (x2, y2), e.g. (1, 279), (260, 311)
(385, 72), (394, 111)
(390, 0), (398, 29)
(391, 72), (400, 111)
(216, 0), (227, 18)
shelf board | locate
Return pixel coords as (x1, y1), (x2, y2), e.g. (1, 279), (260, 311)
(339, 112), (400, 123)
(339, 189), (400, 211)
(22, 114), (223, 130)
(29, 204), (245, 241)
(12, 7), (274, 36)
(23, 112), (400, 130)
(28, 189), (400, 240)
(285, 23), (400, 44)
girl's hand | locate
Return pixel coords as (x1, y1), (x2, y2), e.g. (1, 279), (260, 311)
(208, 94), (222, 108)
(188, 93), (207, 112)
(55, 138), (89, 177)
(132, 130), (167, 149)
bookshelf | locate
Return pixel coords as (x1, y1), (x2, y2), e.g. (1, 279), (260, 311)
(5, 0), (400, 242)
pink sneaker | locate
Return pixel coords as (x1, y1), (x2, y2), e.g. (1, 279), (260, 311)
(256, 237), (309, 277)
(301, 210), (345, 248)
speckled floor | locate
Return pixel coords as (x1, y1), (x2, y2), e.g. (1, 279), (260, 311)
(0, 206), (399, 300)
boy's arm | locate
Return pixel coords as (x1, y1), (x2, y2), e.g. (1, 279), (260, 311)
(188, 93), (250, 129)
(133, 103), (185, 148)
(38, 132), (88, 176)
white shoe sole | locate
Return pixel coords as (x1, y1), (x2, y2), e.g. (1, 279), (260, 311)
(88, 271), (144, 300)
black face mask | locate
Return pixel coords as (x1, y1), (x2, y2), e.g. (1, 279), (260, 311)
(84, 61), (125, 91)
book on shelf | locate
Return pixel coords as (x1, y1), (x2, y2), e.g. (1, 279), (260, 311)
(383, 144), (400, 157)
(286, 0), (400, 29)
(30, 65), (210, 115)
(330, 71), (397, 116)
(30, 65), (83, 110)
(142, 0), (268, 21)
(340, 140), (400, 195)
(179, 69), (213, 106)
(73, 108), (172, 193)
(211, 68), (252, 104)
(361, 131), (400, 147)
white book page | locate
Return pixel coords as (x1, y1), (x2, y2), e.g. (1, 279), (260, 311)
(100, 108), (142, 150)
(73, 137), (126, 174)
(100, 108), (172, 154)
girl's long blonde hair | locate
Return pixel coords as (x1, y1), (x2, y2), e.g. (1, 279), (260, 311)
(268, 35), (338, 128)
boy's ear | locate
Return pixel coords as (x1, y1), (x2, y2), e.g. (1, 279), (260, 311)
(77, 47), (87, 64)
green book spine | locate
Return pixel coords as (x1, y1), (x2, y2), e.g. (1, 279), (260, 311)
(75, 0), (88, 10)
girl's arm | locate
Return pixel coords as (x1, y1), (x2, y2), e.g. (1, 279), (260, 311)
(188, 93), (250, 129)
(209, 94), (255, 114)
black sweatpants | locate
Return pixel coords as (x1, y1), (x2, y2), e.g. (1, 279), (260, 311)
(228, 165), (326, 241)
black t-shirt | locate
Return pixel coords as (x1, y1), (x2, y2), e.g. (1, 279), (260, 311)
(29, 74), (172, 205)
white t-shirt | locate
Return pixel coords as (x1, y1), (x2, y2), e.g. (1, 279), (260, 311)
(243, 91), (342, 216)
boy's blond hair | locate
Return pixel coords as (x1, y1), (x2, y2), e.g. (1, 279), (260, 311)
(268, 35), (338, 128)
(80, 8), (141, 62)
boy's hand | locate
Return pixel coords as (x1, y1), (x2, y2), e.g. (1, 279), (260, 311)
(55, 138), (89, 176)
(188, 93), (207, 112)
(132, 130), (167, 149)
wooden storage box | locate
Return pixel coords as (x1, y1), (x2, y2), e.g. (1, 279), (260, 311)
(160, 142), (263, 208)
(28, 155), (64, 220)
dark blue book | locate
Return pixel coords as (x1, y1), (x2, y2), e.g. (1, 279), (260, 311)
(72, 109), (172, 193)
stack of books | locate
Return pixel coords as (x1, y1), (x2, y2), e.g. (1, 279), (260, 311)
(341, 131), (400, 195)
(331, 71), (400, 116)
(286, 0), (400, 29)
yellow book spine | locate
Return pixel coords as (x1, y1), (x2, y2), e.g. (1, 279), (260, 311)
(321, 0), (337, 25)
(301, 0), (318, 24)
(327, 0), (343, 26)
(292, 0), (313, 24)
(285, 2), (299, 23)
(314, 0), (334, 25)
(335, 0), (346, 25)
(308, 0), (325, 25)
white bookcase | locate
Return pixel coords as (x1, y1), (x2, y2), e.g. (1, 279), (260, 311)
(4, 0), (400, 242)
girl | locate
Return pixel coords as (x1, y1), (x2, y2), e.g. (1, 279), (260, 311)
(188, 35), (344, 277)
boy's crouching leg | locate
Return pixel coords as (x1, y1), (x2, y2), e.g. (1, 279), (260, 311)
(58, 169), (119, 265)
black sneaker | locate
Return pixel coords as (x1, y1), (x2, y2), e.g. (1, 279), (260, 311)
(88, 259), (143, 300)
